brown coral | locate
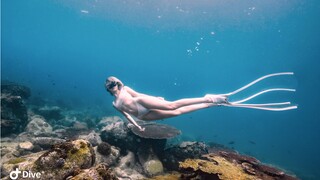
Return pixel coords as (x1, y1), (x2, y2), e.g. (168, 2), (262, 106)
(179, 155), (256, 180)
(32, 139), (95, 179)
(69, 163), (118, 180)
(97, 142), (112, 156)
(179, 152), (298, 180)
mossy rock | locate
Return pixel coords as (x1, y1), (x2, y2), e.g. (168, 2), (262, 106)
(146, 172), (181, 180)
(179, 155), (256, 180)
(32, 139), (95, 179)
(69, 164), (118, 180)
(1, 152), (44, 178)
(2, 140), (96, 180)
(7, 157), (26, 164)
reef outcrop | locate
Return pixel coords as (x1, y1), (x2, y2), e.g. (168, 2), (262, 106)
(1, 81), (30, 136)
(177, 151), (298, 180)
(1, 139), (96, 179)
(162, 141), (208, 171)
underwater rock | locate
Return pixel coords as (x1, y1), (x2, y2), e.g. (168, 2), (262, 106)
(1, 81), (31, 99)
(32, 137), (66, 149)
(1, 138), (38, 159)
(25, 115), (53, 136)
(100, 120), (134, 153)
(101, 118), (129, 139)
(33, 105), (63, 121)
(217, 150), (260, 166)
(16, 141), (35, 156)
(241, 162), (256, 175)
(177, 152), (298, 180)
(18, 141), (34, 151)
(53, 127), (87, 140)
(57, 114), (77, 127)
(257, 164), (287, 178)
(0, 141), (23, 167)
(161, 141), (208, 171)
(79, 131), (102, 147)
(145, 172), (181, 180)
(179, 155), (256, 180)
(114, 151), (145, 180)
(54, 121), (91, 139)
(67, 163), (118, 180)
(0, 141), (17, 157)
(97, 142), (112, 156)
(1, 91), (29, 136)
(94, 145), (120, 166)
(1, 151), (44, 178)
(32, 139), (95, 179)
(100, 118), (167, 155)
(83, 116), (98, 129)
(71, 121), (89, 131)
(14, 131), (59, 149)
(53, 128), (68, 138)
(143, 159), (164, 177)
(1, 139), (96, 180)
(97, 116), (123, 130)
(207, 141), (236, 153)
(137, 147), (164, 177)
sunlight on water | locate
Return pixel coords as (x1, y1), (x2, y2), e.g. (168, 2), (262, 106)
(59, 0), (301, 30)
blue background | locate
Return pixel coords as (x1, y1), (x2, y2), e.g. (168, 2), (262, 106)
(2, 1), (320, 179)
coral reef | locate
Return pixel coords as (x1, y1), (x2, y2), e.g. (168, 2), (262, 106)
(179, 155), (256, 180)
(33, 105), (62, 121)
(146, 172), (181, 180)
(25, 115), (53, 136)
(1, 140), (96, 179)
(100, 118), (132, 153)
(113, 151), (146, 179)
(1, 80), (31, 99)
(79, 131), (102, 147)
(68, 163), (118, 180)
(1, 81), (30, 136)
(178, 152), (298, 180)
(32, 137), (66, 149)
(94, 145), (120, 166)
(16, 141), (35, 156)
(143, 159), (164, 176)
(36, 140), (94, 179)
(137, 147), (164, 177)
(97, 142), (112, 156)
(1, 151), (44, 178)
(162, 141), (208, 171)
(34, 139), (95, 170)
(97, 116), (123, 129)
(100, 118), (167, 155)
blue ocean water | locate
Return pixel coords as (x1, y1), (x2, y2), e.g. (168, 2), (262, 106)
(2, 0), (320, 179)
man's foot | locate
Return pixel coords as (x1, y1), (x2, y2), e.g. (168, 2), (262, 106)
(205, 94), (228, 105)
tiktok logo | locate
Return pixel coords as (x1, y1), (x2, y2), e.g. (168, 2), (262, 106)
(9, 168), (41, 179)
(9, 168), (21, 180)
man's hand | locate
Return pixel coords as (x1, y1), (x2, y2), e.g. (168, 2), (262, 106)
(139, 127), (145, 132)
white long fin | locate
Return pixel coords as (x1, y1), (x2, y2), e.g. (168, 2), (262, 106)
(230, 88), (295, 104)
(224, 72), (294, 96)
(223, 104), (298, 111)
(228, 102), (291, 107)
